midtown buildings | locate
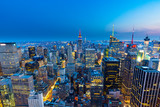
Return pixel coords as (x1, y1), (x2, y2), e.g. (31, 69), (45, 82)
(0, 43), (19, 76)
(0, 29), (160, 107)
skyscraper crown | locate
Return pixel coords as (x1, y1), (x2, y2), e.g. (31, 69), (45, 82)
(78, 30), (82, 40)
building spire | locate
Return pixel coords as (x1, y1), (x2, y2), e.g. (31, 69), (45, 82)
(131, 27), (134, 44)
(78, 29), (82, 39)
(79, 29), (81, 36)
(112, 24), (114, 37)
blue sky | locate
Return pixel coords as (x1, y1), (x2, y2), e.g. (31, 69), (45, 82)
(0, 0), (160, 41)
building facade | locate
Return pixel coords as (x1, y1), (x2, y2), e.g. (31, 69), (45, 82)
(11, 73), (34, 106)
(90, 70), (103, 107)
(37, 46), (44, 56)
(0, 43), (19, 76)
(77, 31), (82, 59)
(131, 66), (160, 107)
(102, 57), (121, 94)
(85, 48), (95, 69)
(28, 90), (44, 107)
(0, 78), (15, 107)
(28, 46), (36, 58)
(121, 52), (137, 105)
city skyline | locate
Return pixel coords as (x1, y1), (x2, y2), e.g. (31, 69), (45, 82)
(0, 0), (160, 41)
(0, 0), (160, 107)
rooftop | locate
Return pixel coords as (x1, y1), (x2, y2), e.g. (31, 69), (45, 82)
(150, 58), (159, 61)
(22, 75), (32, 79)
(0, 42), (16, 44)
(103, 57), (119, 62)
(85, 48), (95, 50)
(91, 70), (103, 76)
(128, 52), (137, 56)
(137, 66), (159, 73)
(144, 36), (150, 41)
(12, 73), (24, 76)
(0, 78), (11, 86)
(12, 73), (32, 78)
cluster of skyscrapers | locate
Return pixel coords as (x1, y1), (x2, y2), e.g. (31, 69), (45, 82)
(0, 26), (159, 107)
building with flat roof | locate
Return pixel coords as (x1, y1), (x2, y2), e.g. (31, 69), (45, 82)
(28, 90), (44, 107)
(90, 70), (103, 107)
(85, 48), (95, 69)
(131, 66), (160, 107)
(0, 43), (19, 76)
(149, 58), (159, 70)
(11, 73), (34, 106)
(102, 57), (121, 94)
(28, 46), (36, 58)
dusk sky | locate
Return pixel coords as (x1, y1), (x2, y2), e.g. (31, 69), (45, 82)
(0, 0), (160, 42)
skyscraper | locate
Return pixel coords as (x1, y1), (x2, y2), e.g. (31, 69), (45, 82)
(28, 46), (36, 58)
(109, 25), (124, 58)
(149, 58), (159, 70)
(107, 89), (123, 107)
(25, 61), (39, 72)
(121, 52), (137, 105)
(66, 63), (75, 76)
(144, 36), (150, 59)
(77, 30), (82, 59)
(11, 73), (34, 106)
(0, 43), (19, 76)
(137, 50), (144, 63)
(22, 49), (29, 60)
(46, 62), (54, 77)
(0, 77), (15, 107)
(67, 45), (74, 63)
(126, 28), (137, 54)
(28, 90), (44, 107)
(109, 41), (124, 58)
(152, 40), (160, 54)
(43, 48), (48, 58)
(109, 24), (119, 46)
(0, 63), (2, 76)
(102, 57), (121, 94)
(17, 47), (22, 61)
(38, 66), (48, 83)
(156, 86), (160, 107)
(37, 46), (44, 56)
(104, 47), (109, 58)
(50, 49), (57, 65)
(85, 48), (95, 69)
(131, 66), (160, 107)
(59, 68), (65, 83)
(90, 70), (103, 107)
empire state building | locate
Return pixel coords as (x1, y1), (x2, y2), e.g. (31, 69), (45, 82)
(77, 30), (82, 58)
